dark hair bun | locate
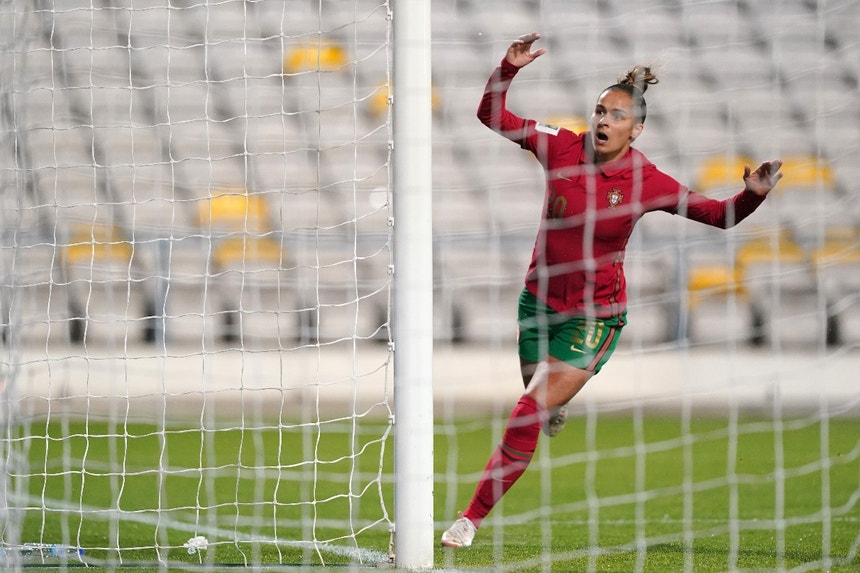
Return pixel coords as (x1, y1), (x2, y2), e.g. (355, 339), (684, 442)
(618, 66), (659, 93)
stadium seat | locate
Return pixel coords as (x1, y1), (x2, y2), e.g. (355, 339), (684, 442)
(209, 236), (302, 346)
(620, 6), (687, 56)
(366, 80), (442, 119)
(197, 189), (272, 235)
(193, 190), (306, 345)
(670, 105), (736, 158)
(735, 232), (823, 347)
(778, 155), (836, 189)
(684, 264), (753, 346)
(433, 39), (490, 84)
(431, 0), (478, 41)
(680, 1), (754, 48)
(287, 245), (390, 344)
(727, 90), (813, 156)
(434, 244), (524, 344)
(5, 243), (74, 348)
(64, 225), (133, 266)
(465, 1), (542, 39)
(211, 236), (284, 271)
(63, 225), (154, 345)
(767, 155), (843, 239)
(622, 248), (679, 346)
(366, 81), (391, 119)
(283, 42), (348, 74)
(811, 231), (860, 346)
(694, 155), (755, 193)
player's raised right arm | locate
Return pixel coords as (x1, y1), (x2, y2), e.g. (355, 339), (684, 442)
(505, 32), (546, 68)
(477, 33), (544, 137)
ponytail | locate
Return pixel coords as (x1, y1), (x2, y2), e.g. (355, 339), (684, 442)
(602, 65), (659, 123)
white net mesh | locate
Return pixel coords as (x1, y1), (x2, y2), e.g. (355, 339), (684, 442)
(430, 0), (860, 571)
(1, 0), (394, 568)
(1, 0), (859, 570)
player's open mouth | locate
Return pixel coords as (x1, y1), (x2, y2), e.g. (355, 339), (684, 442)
(596, 132), (608, 142)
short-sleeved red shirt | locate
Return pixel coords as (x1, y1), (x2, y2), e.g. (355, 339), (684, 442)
(478, 59), (767, 318)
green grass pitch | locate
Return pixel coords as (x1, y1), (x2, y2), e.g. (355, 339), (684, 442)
(13, 414), (860, 571)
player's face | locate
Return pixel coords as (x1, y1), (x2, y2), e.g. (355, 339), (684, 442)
(590, 89), (643, 163)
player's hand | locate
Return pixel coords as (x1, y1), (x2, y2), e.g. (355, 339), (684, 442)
(505, 32), (546, 68)
(743, 160), (783, 196)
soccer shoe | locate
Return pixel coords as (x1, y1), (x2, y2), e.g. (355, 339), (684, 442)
(542, 402), (568, 437)
(440, 516), (477, 548)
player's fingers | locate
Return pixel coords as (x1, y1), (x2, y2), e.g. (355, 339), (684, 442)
(532, 47), (547, 59)
(759, 162), (783, 187)
(518, 32), (541, 44)
(743, 164), (752, 179)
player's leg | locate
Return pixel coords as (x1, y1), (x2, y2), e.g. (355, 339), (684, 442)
(517, 289), (572, 436)
(526, 356), (593, 409)
(539, 310), (626, 435)
(441, 391), (549, 547)
(443, 295), (624, 546)
(522, 356), (571, 437)
(522, 355), (568, 435)
(441, 359), (591, 547)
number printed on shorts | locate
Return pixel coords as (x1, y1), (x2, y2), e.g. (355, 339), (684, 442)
(571, 321), (604, 351)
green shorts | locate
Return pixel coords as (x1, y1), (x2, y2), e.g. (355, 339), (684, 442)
(517, 288), (625, 373)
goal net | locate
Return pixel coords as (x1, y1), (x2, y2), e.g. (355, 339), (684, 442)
(432, 0), (860, 571)
(1, 0), (859, 571)
(1, 0), (395, 568)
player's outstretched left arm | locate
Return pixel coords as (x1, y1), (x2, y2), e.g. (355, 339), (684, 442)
(743, 160), (783, 197)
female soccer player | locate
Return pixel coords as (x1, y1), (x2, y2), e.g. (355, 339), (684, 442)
(440, 32), (783, 548)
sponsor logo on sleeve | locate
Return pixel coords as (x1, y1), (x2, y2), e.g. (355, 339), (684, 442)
(535, 123), (561, 136)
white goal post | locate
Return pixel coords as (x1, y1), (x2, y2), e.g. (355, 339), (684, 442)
(391, 0), (435, 569)
(0, 0), (435, 569)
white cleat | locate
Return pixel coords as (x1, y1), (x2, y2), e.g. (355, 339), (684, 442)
(543, 403), (568, 437)
(440, 516), (477, 548)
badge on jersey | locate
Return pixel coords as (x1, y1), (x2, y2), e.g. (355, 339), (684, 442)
(607, 188), (624, 209)
(535, 123), (561, 136)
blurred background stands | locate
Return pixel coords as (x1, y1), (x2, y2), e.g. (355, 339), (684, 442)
(2, 0), (858, 351)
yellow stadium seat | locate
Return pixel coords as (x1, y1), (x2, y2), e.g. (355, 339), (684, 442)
(367, 82), (390, 117)
(284, 42), (348, 74)
(367, 81), (442, 118)
(812, 240), (860, 304)
(735, 231), (805, 269)
(776, 155), (836, 190)
(212, 236), (284, 270)
(64, 225), (132, 265)
(198, 189), (271, 234)
(733, 231), (822, 346)
(694, 154), (755, 192)
(687, 264), (745, 309)
(811, 240), (860, 266)
(544, 115), (589, 135)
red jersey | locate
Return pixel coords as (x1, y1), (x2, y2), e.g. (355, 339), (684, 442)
(478, 59), (767, 318)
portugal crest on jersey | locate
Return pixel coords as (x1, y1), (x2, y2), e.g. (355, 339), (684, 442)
(606, 188), (624, 209)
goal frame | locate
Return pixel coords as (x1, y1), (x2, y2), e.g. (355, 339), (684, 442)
(392, 0), (435, 568)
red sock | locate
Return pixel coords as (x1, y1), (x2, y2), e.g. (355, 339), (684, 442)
(462, 395), (546, 528)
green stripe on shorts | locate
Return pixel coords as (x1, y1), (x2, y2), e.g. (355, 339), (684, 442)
(517, 288), (625, 373)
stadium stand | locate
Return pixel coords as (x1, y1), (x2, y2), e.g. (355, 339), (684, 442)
(4, 0), (859, 349)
